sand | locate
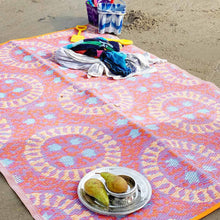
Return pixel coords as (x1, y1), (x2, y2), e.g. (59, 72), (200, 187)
(0, 0), (219, 219)
(121, 0), (220, 88)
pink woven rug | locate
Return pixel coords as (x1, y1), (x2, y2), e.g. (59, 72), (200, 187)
(0, 25), (219, 219)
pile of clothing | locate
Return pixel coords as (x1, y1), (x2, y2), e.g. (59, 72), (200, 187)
(55, 37), (166, 79)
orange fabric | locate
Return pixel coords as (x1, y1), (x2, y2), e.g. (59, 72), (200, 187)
(191, 203), (220, 220)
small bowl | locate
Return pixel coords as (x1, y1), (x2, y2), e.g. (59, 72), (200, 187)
(105, 175), (138, 207)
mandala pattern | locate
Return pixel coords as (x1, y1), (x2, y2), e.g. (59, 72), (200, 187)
(156, 63), (201, 86)
(141, 138), (220, 203)
(27, 193), (95, 220)
(25, 126), (121, 181)
(0, 41), (56, 69)
(59, 81), (134, 115)
(0, 73), (43, 108)
(148, 91), (220, 133)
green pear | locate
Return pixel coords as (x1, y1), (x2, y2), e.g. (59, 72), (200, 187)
(84, 178), (109, 207)
(100, 172), (128, 193)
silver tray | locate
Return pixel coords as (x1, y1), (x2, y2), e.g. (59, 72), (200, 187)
(77, 166), (152, 216)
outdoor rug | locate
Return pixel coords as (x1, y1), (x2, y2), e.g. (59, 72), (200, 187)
(0, 25), (219, 220)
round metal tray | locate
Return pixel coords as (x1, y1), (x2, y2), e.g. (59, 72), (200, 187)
(77, 166), (152, 216)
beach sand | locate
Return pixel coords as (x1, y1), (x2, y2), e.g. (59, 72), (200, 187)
(0, 0), (219, 219)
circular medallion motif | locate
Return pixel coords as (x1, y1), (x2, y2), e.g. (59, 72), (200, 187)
(27, 193), (94, 220)
(0, 73), (43, 108)
(157, 63), (201, 86)
(141, 138), (220, 203)
(59, 82), (134, 115)
(0, 41), (56, 69)
(148, 91), (220, 133)
(25, 126), (121, 181)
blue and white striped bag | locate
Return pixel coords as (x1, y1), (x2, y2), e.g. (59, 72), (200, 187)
(97, 0), (126, 35)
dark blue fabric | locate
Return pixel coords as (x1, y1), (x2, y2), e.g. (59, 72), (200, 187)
(84, 37), (121, 52)
(100, 51), (132, 77)
(69, 37), (120, 58)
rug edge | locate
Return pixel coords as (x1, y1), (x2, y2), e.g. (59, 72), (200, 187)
(191, 202), (220, 220)
(0, 163), (44, 220)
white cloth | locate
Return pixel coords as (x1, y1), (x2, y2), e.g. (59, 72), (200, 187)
(55, 47), (110, 77)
